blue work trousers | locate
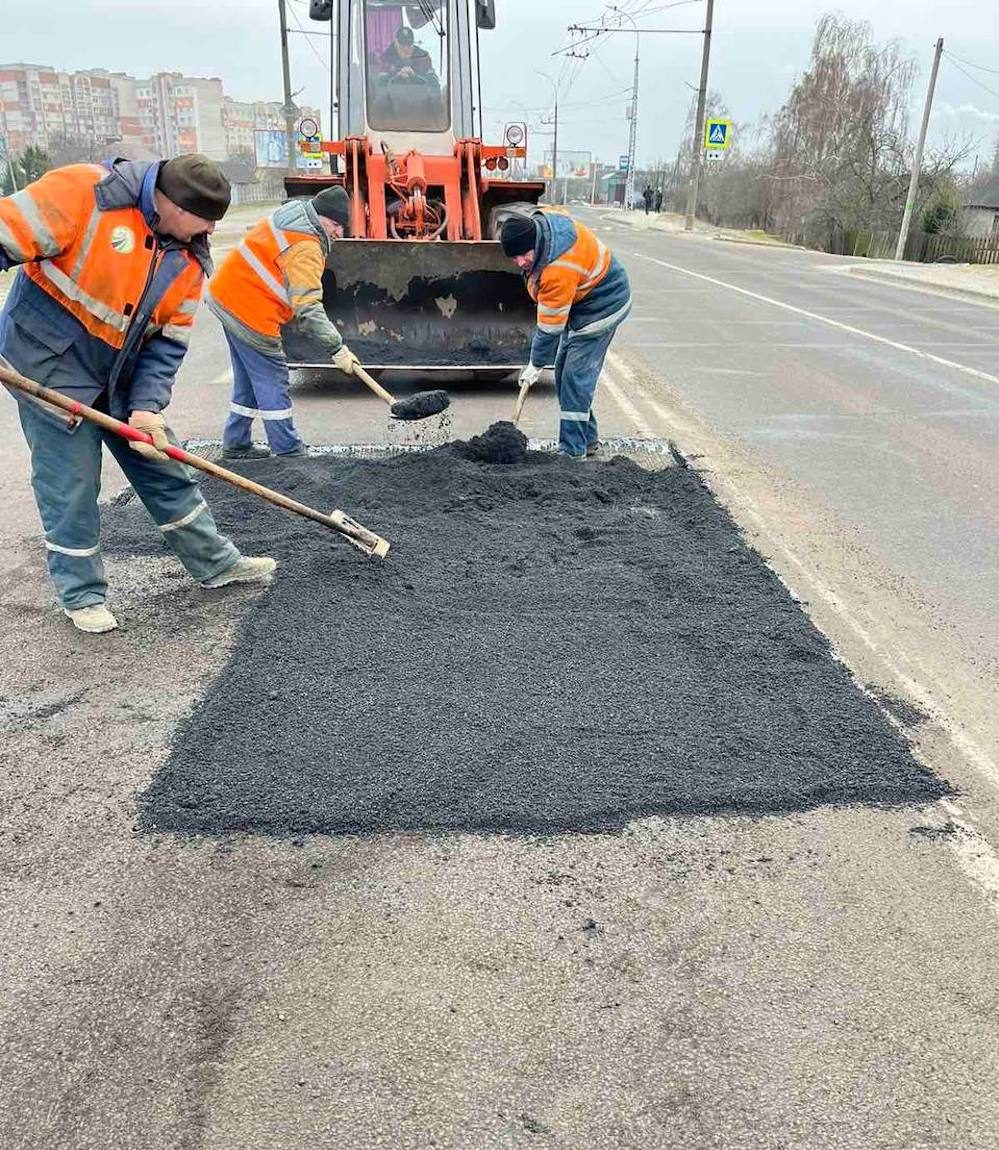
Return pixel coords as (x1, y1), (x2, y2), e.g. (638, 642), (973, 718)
(221, 330), (304, 455)
(17, 398), (240, 611)
(554, 319), (625, 458)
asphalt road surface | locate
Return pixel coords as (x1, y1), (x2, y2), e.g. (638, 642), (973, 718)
(2, 207), (998, 1149)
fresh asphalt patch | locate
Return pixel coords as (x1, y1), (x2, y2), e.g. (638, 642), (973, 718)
(101, 429), (950, 836)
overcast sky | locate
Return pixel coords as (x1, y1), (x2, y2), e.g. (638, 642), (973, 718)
(8, 1), (999, 169)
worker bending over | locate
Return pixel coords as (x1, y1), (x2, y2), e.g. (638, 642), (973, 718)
(208, 186), (360, 459)
(0, 155), (276, 635)
(501, 209), (631, 459)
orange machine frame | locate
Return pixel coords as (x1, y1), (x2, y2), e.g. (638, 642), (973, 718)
(311, 135), (532, 242)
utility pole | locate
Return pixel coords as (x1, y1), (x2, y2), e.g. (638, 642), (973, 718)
(624, 38), (640, 212)
(278, 0), (298, 176)
(895, 37), (944, 261)
(536, 70), (558, 203)
(553, 97), (559, 204)
(684, 0), (714, 231)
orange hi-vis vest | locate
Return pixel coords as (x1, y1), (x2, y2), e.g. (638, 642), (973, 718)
(527, 210), (611, 338)
(209, 214), (320, 339)
(0, 163), (203, 350)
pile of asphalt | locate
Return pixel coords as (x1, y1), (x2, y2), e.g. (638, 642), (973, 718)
(101, 435), (950, 836)
(455, 420), (528, 464)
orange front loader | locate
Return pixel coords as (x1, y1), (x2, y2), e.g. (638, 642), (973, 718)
(285, 0), (545, 371)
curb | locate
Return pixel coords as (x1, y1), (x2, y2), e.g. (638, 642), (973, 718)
(599, 213), (703, 237)
(846, 265), (999, 308)
(711, 233), (799, 250)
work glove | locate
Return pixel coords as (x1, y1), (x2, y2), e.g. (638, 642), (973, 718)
(332, 344), (360, 375)
(518, 363), (541, 389)
(128, 410), (171, 462)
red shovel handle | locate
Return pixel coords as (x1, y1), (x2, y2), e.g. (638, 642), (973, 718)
(0, 365), (390, 558)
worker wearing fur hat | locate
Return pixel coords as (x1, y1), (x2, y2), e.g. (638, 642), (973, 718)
(501, 209), (632, 460)
(208, 185), (360, 460)
(0, 153), (276, 635)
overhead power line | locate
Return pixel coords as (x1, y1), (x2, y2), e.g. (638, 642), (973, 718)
(943, 52), (999, 103)
(944, 51), (999, 79)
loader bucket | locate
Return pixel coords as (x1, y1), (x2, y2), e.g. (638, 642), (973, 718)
(311, 240), (534, 371)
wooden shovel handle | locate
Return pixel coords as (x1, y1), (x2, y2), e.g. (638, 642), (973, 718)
(0, 364), (390, 559)
(352, 362), (396, 407)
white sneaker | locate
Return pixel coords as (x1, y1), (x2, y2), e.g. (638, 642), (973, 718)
(64, 604), (119, 634)
(201, 556), (277, 589)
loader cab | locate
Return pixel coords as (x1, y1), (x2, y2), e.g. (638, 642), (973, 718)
(316, 0), (487, 154)
(366, 7), (448, 133)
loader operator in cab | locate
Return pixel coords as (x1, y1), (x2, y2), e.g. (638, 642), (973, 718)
(502, 209), (632, 461)
(208, 185), (361, 459)
(379, 25), (435, 82)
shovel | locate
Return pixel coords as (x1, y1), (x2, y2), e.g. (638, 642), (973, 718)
(0, 364), (390, 559)
(512, 377), (532, 426)
(351, 361), (451, 422)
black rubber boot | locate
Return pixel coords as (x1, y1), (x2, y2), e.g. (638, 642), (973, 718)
(222, 443), (272, 461)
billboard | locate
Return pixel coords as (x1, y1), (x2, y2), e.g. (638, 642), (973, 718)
(254, 129), (310, 170)
(542, 149), (592, 179)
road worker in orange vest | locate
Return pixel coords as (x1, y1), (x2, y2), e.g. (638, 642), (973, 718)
(208, 186), (360, 459)
(0, 155), (277, 634)
(501, 209), (632, 459)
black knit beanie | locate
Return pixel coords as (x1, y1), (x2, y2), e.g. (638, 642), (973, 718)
(157, 155), (231, 221)
(500, 214), (538, 257)
(311, 185), (351, 234)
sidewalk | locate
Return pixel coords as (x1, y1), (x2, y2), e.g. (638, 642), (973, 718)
(847, 260), (999, 305)
(602, 208), (798, 248)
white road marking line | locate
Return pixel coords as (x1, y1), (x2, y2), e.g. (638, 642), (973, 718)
(938, 800), (999, 916)
(632, 252), (999, 388)
(601, 352), (656, 438)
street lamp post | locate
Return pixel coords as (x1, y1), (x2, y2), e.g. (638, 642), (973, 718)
(535, 70), (559, 204)
(278, 0), (299, 176)
(610, 7), (641, 211)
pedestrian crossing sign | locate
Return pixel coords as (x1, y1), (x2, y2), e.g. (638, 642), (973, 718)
(704, 119), (732, 150)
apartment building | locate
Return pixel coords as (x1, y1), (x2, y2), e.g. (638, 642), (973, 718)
(0, 64), (66, 153)
(1, 62), (321, 165)
(222, 97), (322, 158)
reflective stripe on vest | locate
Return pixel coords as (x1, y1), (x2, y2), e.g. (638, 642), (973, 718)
(71, 205), (103, 279)
(236, 241), (291, 305)
(8, 188), (60, 257)
(38, 259), (129, 332)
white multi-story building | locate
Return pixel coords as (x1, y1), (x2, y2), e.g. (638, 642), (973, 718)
(136, 73), (226, 160)
(0, 61), (320, 165)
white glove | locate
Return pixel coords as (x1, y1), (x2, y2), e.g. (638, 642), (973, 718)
(519, 363), (541, 388)
(332, 344), (360, 375)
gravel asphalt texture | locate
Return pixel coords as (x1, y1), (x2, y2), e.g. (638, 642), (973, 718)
(100, 429), (950, 836)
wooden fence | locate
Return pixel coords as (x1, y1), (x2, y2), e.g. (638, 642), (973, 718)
(838, 229), (999, 265)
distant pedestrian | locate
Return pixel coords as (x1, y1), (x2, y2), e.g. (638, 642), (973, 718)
(0, 155), (277, 634)
(642, 185), (653, 215)
(208, 185), (360, 459)
(500, 209), (631, 461)
(654, 188), (663, 213)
